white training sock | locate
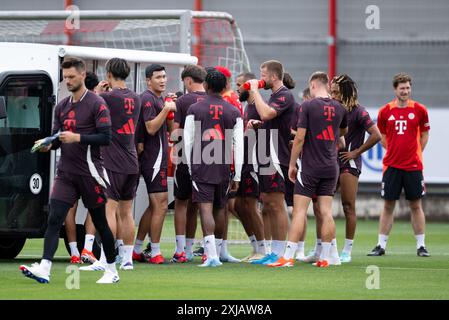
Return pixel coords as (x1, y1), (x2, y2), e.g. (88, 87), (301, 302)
(40, 259), (52, 274)
(134, 239), (144, 254)
(270, 240), (279, 256)
(69, 242), (79, 257)
(415, 234), (425, 249)
(271, 240), (286, 257)
(106, 262), (117, 274)
(320, 242), (331, 261)
(115, 239), (124, 249)
(257, 240), (268, 255)
(331, 239), (339, 257)
(284, 241), (298, 260)
(220, 240), (229, 257)
(99, 245), (107, 264)
(186, 238), (195, 255)
(204, 235), (217, 259)
(150, 243), (161, 258)
(249, 235), (257, 253)
(84, 234), (95, 252)
(315, 239), (322, 257)
(215, 238), (223, 257)
(343, 239), (354, 254)
(116, 239), (124, 259)
(378, 234), (388, 249)
(118, 245), (125, 260)
(122, 245), (133, 264)
(296, 241), (305, 255)
(175, 235), (186, 254)
(266, 240), (272, 254)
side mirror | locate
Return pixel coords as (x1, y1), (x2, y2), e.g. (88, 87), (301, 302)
(0, 96), (6, 119)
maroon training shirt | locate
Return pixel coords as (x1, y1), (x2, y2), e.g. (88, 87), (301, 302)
(100, 88), (141, 174)
(297, 97), (348, 178)
(52, 90), (111, 176)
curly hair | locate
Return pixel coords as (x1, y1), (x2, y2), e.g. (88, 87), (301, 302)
(205, 67), (227, 93)
(331, 74), (359, 111)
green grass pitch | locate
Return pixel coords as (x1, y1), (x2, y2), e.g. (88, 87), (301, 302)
(1, 216), (448, 300)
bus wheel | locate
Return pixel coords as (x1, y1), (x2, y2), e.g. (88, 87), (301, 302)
(0, 237), (26, 259)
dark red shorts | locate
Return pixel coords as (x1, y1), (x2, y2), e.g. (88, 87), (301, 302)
(50, 170), (106, 209)
(174, 168), (192, 200)
(258, 165), (293, 195)
(105, 169), (139, 201)
(142, 168), (168, 194)
(340, 166), (361, 178)
(294, 171), (338, 198)
(236, 171), (260, 199)
(191, 180), (229, 209)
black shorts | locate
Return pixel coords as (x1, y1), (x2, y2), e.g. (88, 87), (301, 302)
(50, 170), (106, 209)
(142, 168), (168, 194)
(259, 165), (292, 195)
(294, 171), (338, 198)
(105, 169), (139, 201)
(191, 180), (229, 209)
(236, 171), (260, 198)
(340, 166), (361, 178)
(382, 167), (425, 200)
(174, 168), (192, 200)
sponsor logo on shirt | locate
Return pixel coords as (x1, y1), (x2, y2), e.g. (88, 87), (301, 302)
(323, 105), (335, 121)
(209, 105), (223, 120)
(395, 120), (407, 135)
(64, 119), (76, 132)
(316, 125), (335, 141)
(124, 98), (135, 115)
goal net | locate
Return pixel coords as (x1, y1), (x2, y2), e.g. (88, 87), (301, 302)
(0, 10), (250, 93)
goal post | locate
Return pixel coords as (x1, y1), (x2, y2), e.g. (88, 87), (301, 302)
(0, 10), (251, 90)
